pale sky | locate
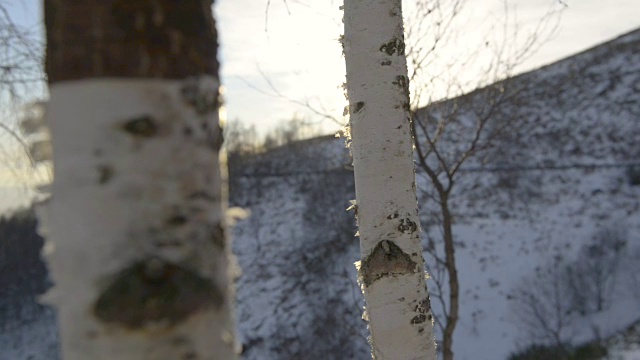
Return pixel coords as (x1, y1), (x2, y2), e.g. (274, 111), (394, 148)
(214, 0), (640, 134)
(4, 0), (640, 133)
(1, 0), (639, 211)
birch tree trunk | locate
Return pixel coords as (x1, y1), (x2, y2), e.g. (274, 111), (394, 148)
(342, 0), (437, 359)
(40, 1), (238, 359)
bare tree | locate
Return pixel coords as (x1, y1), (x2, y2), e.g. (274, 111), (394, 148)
(404, 2), (564, 358)
(0, 1), (43, 102)
(261, 115), (321, 150)
(224, 119), (260, 155)
(508, 256), (576, 355)
(567, 226), (627, 314)
(0, 1), (46, 190)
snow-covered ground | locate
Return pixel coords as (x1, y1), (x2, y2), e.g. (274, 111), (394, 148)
(0, 301), (59, 360)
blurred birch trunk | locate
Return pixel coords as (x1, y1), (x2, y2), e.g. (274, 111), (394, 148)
(39, 1), (238, 358)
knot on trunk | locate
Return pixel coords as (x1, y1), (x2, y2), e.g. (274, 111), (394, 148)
(359, 240), (417, 287)
(94, 257), (223, 329)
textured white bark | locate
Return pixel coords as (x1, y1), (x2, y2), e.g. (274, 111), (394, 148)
(42, 78), (237, 360)
(343, 0), (437, 359)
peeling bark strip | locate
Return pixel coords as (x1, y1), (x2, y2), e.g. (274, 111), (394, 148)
(343, 0), (437, 358)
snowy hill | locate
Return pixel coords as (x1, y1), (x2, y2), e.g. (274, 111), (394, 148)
(2, 28), (640, 360)
(228, 136), (370, 359)
(406, 27), (640, 360)
(229, 27), (640, 360)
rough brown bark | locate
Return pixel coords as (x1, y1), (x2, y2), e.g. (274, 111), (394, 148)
(45, 0), (218, 83)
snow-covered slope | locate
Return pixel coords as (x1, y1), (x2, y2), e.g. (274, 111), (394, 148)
(230, 28), (640, 360)
(229, 135), (370, 359)
(0, 209), (60, 360)
(404, 27), (640, 360)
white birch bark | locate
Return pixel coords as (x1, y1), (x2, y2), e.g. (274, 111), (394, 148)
(40, 77), (238, 360)
(342, 0), (437, 359)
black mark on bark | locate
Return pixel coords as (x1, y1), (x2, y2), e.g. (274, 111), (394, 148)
(97, 165), (113, 184)
(350, 101), (365, 114)
(411, 314), (427, 324)
(392, 75), (409, 94)
(166, 214), (188, 227)
(379, 38), (405, 56)
(415, 297), (431, 314)
(208, 123), (224, 151)
(180, 79), (220, 115)
(121, 115), (158, 138)
(381, 60), (392, 66)
(211, 223), (225, 249)
(187, 191), (216, 202)
(398, 218), (417, 234)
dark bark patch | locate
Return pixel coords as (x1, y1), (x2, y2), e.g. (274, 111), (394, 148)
(171, 336), (189, 345)
(121, 115), (158, 138)
(182, 351), (198, 360)
(398, 218), (417, 234)
(392, 75), (409, 94)
(359, 240), (417, 287)
(187, 191), (217, 202)
(180, 79), (220, 115)
(379, 38), (405, 56)
(381, 59), (392, 66)
(94, 257), (223, 329)
(350, 101), (365, 114)
(411, 314), (427, 324)
(97, 165), (114, 184)
(166, 214), (188, 227)
(154, 239), (182, 248)
(211, 223), (225, 249)
(208, 123), (224, 151)
(415, 297), (431, 314)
